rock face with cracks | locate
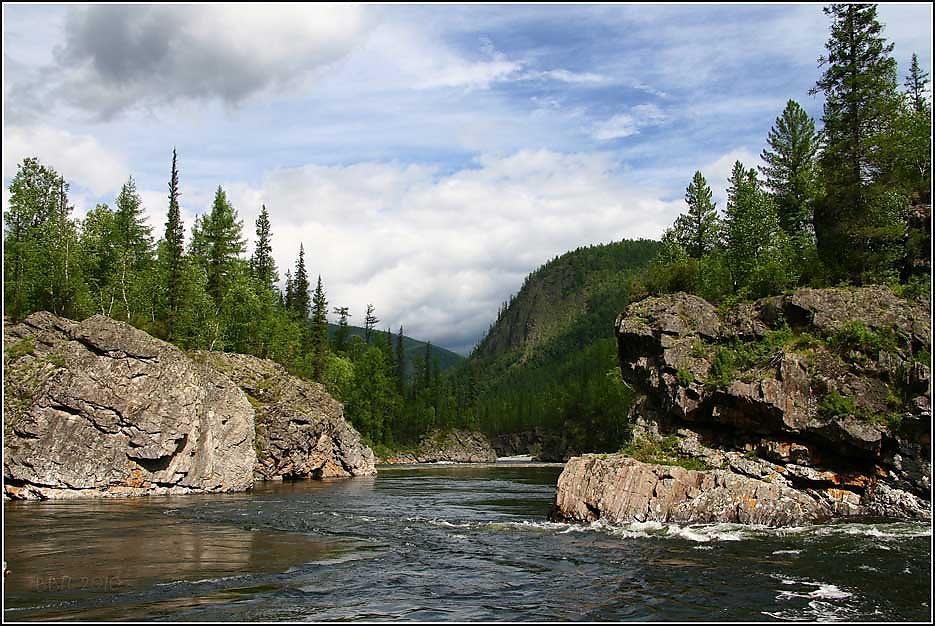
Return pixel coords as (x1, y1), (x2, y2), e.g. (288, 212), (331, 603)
(3, 312), (375, 500)
(3, 313), (256, 499)
(551, 287), (931, 527)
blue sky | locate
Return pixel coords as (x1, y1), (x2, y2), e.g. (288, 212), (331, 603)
(2, 3), (932, 353)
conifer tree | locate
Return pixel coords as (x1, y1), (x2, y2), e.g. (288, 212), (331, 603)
(250, 204), (277, 291)
(904, 53), (930, 113)
(193, 186), (246, 306)
(290, 245), (311, 319)
(113, 177), (154, 321)
(310, 276), (329, 381)
(364, 304), (379, 344)
(810, 3), (900, 278)
(284, 269), (294, 312)
(395, 325), (406, 391)
(759, 100), (819, 242)
(676, 171), (720, 258)
(333, 306), (351, 352)
(160, 148), (185, 339)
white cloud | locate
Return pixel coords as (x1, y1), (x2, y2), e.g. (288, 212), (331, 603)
(208, 150), (678, 353)
(38, 5), (373, 117)
(2, 125), (129, 197)
(593, 104), (668, 141)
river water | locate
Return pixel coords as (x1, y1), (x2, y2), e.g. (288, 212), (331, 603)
(3, 463), (932, 621)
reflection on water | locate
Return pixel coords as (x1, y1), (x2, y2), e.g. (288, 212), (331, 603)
(3, 465), (931, 622)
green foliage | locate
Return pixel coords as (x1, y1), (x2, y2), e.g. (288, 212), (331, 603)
(706, 327), (795, 389)
(818, 390), (857, 419)
(621, 435), (709, 471)
(676, 368), (693, 387)
(759, 99), (819, 242)
(810, 4), (903, 281)
(675, 171), (720, 259)
(250, 205), (278, 291)
(829, 320), (898, 359)
(4, 337), (36, 362)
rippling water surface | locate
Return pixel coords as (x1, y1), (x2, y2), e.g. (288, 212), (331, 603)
(3, 463), (932, 621)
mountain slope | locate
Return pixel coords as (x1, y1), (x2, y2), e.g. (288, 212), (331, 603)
(452, 238), (661, 454)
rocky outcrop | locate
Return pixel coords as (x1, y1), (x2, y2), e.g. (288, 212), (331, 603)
(3, 313), (256, 499)
(552, 287), (932, 526)
(4, 313), (377, 500)
(193, 352), (375, 479)
(551, 455), (832, 526)
(380, 429), (497, 464)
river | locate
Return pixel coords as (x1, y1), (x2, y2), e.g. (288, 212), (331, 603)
(3, 463), (931, 621)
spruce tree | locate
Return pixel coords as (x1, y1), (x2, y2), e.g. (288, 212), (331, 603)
(810, 3), (900, 278)
(199, 186), (246, 305)
(284, 269), (294, 312)
(160, 148), (185, 339)
(395, 325), (406, 392)
(310, 276), (329, 381)
(333, 306), (351, 352)
(904, 53), (930, 113)
(759, 100), (819, 241)
(676, 171), (720, 258)
(250, 204), (278, 291)
(113, 177), (154, 321)
(291, 245), (311, 319)
(364, 304), (379, 344)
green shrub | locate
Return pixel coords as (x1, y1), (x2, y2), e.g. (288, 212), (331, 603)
(818, 390), (857, 419)
(829, 321), (897, 359)
(621, 435), (709, 471)
(676, 368), (693, 387)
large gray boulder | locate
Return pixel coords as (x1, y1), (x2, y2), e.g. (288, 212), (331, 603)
(551, 454), (832, 527)
(3, 313), (256, 499)
(194, 352), (376, 479)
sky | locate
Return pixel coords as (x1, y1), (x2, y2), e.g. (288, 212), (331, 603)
(2, 3), (932, 354)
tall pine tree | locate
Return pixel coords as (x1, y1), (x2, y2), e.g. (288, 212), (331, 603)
(195, 186), (246, 305)
(810, 3), (900, 279)
(160, 148), (185, 339)
(250, 204), (278, 291)
(309, 276), (329, 381)
(333, 306), (351, 352)
(904, 53), (930, 113)
(113, 177), (154, 321)
(290, 245), (311, 319)
(759, 100), (819, 242)
(675, 171), (720, 258)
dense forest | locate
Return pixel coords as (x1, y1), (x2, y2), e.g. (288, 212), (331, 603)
(3, 4), (931, 455)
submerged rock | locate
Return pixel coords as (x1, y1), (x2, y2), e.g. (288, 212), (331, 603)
(3, 313), (256, 499)
(194, 352), (376, 479)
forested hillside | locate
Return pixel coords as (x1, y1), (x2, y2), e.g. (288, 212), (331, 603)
(451, 239), (661, 452)
(327, 323), (463, 379)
